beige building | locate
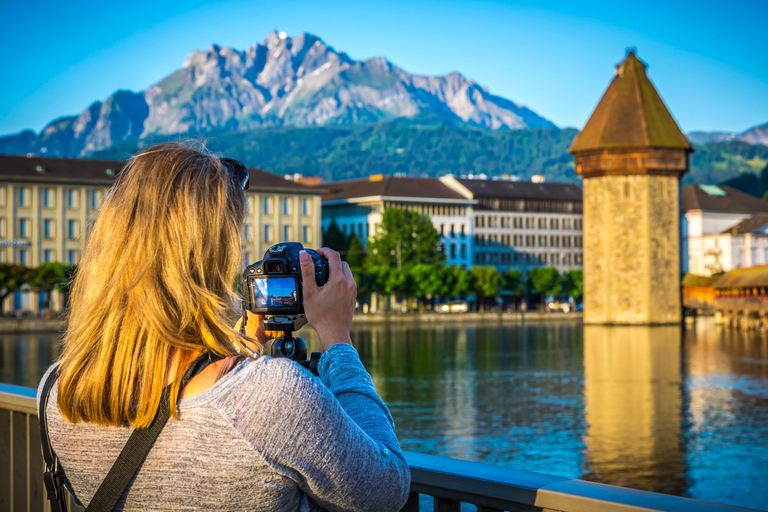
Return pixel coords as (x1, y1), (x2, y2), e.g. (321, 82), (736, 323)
(569, 50), (693, 325)
(0, 155), (323, 315)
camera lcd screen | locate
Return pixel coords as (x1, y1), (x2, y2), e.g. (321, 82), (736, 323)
(252, 276), (299, 309)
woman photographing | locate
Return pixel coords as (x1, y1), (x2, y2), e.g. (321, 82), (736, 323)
(37, 142), (410, 511)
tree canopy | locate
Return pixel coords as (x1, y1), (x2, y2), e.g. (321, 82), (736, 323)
(366, 208), (444, 269)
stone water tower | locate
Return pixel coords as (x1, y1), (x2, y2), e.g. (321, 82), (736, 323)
(569, 50), (693, 324)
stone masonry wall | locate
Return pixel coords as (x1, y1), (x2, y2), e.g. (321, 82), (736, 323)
(583, 175), (681, 324)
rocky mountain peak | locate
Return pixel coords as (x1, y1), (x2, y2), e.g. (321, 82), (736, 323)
(2, 31), (557, 158)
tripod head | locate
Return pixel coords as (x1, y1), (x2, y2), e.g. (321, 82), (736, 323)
(265, 315), (320, 376)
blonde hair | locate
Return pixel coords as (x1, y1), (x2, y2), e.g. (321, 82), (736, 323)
(57, 142), (258, 428)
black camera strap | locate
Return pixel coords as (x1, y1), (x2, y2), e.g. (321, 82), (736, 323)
(40, 353), (222, 512)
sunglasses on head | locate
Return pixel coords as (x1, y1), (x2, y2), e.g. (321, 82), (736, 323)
(221, 158), (250, 191)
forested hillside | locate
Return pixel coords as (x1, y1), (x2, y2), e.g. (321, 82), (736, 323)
(686, 141), (768, 186)
(94, 121), (580, 182)
(93, 119), (768, 186)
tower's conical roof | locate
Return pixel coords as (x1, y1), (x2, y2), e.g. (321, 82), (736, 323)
(569, 50), (693, 153)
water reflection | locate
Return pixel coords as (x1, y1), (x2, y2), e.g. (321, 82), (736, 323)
(352, 322), (586, 477)
(0, 332), (64, 388)
(683, 318), (768, 507)
(581, 325), (686, 495)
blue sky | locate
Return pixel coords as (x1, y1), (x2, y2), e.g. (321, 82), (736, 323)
(2, 0), (767, 136)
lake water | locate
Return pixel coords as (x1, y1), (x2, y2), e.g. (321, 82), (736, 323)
(2, 317), (766, 510)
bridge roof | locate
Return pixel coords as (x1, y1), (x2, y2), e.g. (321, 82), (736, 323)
(712, 265), (768, 289)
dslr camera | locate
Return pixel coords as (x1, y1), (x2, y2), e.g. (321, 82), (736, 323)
(242, 243), (328, 370)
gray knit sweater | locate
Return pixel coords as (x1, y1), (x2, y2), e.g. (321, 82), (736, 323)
(37, 343), (410, 511)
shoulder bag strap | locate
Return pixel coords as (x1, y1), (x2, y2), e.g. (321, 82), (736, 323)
(40, 364), (67, 512)
(85, 353), (222, 512)
(40, 354), (222, 512)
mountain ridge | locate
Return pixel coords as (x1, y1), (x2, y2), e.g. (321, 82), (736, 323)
(687, 121), (768, 146)
(1, 31), (556, 159)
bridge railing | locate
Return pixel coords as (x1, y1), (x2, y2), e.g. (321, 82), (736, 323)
(1, 383), (759, 512)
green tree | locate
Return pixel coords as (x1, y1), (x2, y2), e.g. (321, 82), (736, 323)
(528, 267), (562, 307)
(470, 266), (502, 311)
(322, 220), (348, 254)
(440, 265), (471, 300)
(346, 232), (367, 270)
(363, 264), (406, 297)
(559, 269), (583, 300)
(367, 208), (444, 269)
(408, 263), (445, 310)
(503, 269), (526, 296)
(28, 262), (71, 317)
(0, 264), (33, 317)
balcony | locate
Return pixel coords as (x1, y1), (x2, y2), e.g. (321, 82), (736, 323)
(0, 383), (755, 512)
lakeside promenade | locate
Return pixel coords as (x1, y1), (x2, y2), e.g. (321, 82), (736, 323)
(0, 311), (582, 333)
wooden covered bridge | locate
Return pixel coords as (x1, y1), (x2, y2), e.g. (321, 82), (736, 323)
(712, 265), (768, 329)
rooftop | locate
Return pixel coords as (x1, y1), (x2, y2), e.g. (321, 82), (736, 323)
(452, 177), (582, 202)
(723, 214), (768, 234)
(321, 175), (472, 203)
(0, 154), (124, 184)
(569, 50), (693, 154)
(0, 154), (320, 194)
(681, 184), (768, 214)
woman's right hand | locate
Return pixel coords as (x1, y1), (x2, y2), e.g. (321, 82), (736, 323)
(300, 248), (356, 351)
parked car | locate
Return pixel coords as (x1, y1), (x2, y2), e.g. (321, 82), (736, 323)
(439, 300), (468, 313)
(545, 300), (572, 313)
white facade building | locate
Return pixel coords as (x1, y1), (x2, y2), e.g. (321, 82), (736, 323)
(682, 184), (768, 275)
(320, 175), (475, 268)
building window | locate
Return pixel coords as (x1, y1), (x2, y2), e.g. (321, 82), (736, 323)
(263, 197), (272, 215)
(68, 250), (78, 265)
(44, 219), (54, 239)
(450, 245), (457, 258)
(264, 225), (272, 242)
(19, 218), (30, 238)
(302, 198), (309, 216)
(43, 188), (54, 208)
(19, 249), (28, 265)
(283, 198), (291, 215)
(19, 187), (30, 207)
(68, 220), (78, 239)
(243, 224), (251, 242)
(283, 225), (291, 241)
(303, 226), (310, 243)
(90, 190), (99, 209)
(67, 189), (78, 209)
(44, 249), (55, 263)
(0, 218), (5, 238)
